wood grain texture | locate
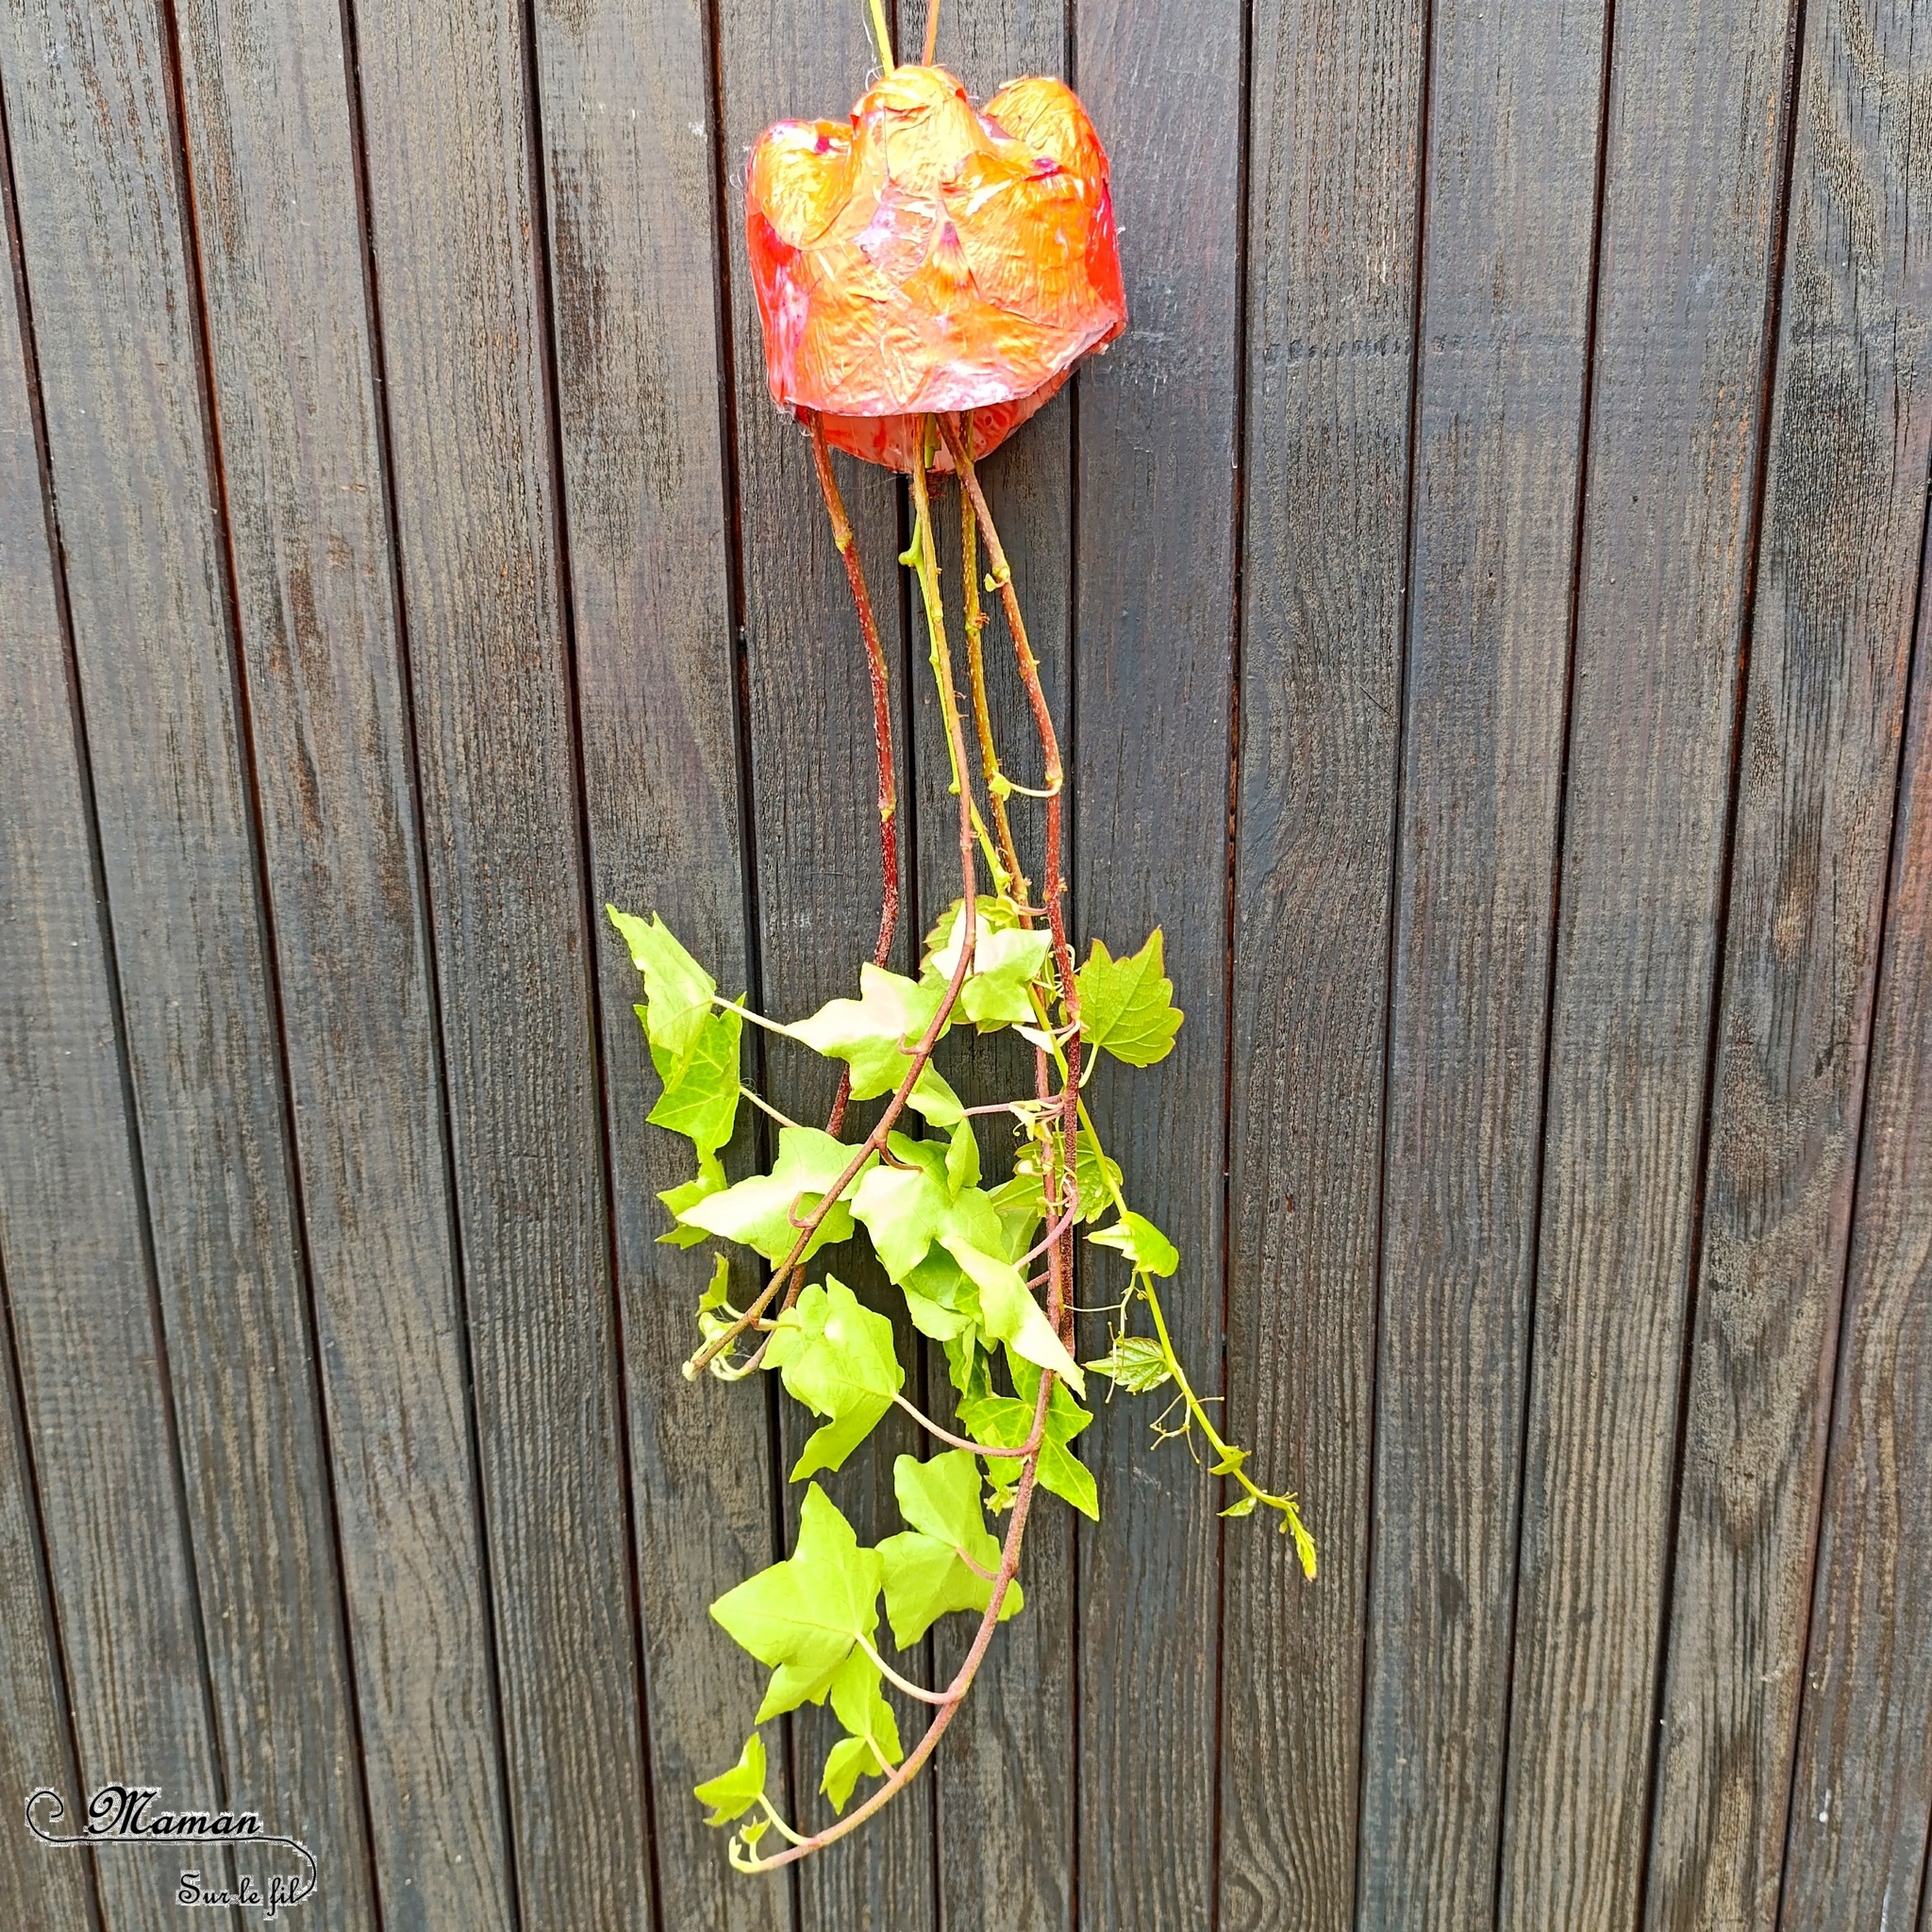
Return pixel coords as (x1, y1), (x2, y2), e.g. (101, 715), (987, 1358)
(1217, 0), (1422, 1924)
(0, 75), (228, 1931)
(0, 225), (104, 1932)
(347, 0), (654, 1922)
(3, 0), (373, 1924)
(528, 1), (791, 1927)
(1778, 591), (1932, 1932)
(713, 8), (931, 1927)
(911, 9), (1077, 1932)
(165, 0), (518, 1924)
(1641, 1), (1932, 1924)
(1068, 1), (1241, 1925)
(1356, 0), (1606, 1924)
(1498, 1), (1798, 1926)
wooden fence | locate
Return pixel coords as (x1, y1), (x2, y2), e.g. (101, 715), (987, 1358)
(3, 0), (1929, 1927)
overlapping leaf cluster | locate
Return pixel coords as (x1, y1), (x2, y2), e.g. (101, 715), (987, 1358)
(611, 891), (1314, 1863)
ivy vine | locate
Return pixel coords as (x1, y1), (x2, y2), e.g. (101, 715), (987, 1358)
(609, 404), (1313, 1874)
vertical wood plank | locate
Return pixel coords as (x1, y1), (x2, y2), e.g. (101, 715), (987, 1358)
(1, 1), (374, 1924)
(1779, 611), (1932, 1931)
(907, 8), (1076, 1930)
(1497, 1), (1799, 1926)
(527, 1), (790, 1927)
(164, 0), (519, 1923)
(346, 0), (655, 1921)
(1218, 0), (1423, 1924)
(0, 1278), (98, 1932)
(1070, 0), (1241, 1924)
(896, 4), (1081, 1932)
(1354, 0), (1607, 1924)
(1641, 0), (1932, 1924)
(0, 221), (104, 1932)
(713, 7), (932, 1927)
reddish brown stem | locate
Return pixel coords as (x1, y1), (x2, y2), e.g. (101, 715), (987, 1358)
(809, 411), (900, 1135)
(939, 413), (1084, 1339)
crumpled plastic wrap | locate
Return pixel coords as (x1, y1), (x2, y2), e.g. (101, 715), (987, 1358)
(746, 64), (1127, 472)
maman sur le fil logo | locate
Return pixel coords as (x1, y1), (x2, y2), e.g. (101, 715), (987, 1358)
(25, 1783), (317, 1920)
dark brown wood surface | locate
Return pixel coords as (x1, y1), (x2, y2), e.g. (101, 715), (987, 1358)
(0, 193), (107, 1932)
(5, 1), (1932, 1927)
(1641, 0), (1932, 1925)
(1069, 1), (1243, 1924)
(2, 0), (362, 1924)
(528, 1), (791, 1928)
(163, 2), (520, 1924)
(346, 0), (655, 1922)
(1355, 0), (1606, 1921)
(1497, 0), (1800, 1927)
(1219, 0), (1423, 1924)
(1777, 584), (1932, 1932)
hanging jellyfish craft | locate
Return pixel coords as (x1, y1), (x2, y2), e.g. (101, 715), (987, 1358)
(608, 5), (1316, 1872)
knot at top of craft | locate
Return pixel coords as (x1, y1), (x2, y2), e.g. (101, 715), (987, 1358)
(745, 64), (1127, 472)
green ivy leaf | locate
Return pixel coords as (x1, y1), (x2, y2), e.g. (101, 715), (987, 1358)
(609, 907), (717, 1073)
(901, 1245), (980, 1342)
(1014, 1122), (1121, 1225)
(943, 1236), (1084, 1396)
(821, 1650), (903, 1813)
(1290, 1512), (1319, 1581)
(697, 1253), (732, 1313)
(791, 965), (948, 1100)
(946, 1118), (981, 1194)
(1088, 1209), (1179, 1278)
(693, 1732), (765, 1826)
(646, 1005), (741, 1156)
(764, 1278), (904, 1479)
(1074, 932), (1183, 1067)
(1084, 1334), (1174, 1394)
(710, 1484), (883, 1721)
(877, 1450), (1023, 1647)
(961, 1362), (1098, 1521)
(658, 1151), (726, 1249)
(924, 904), (1053, 1029)
(851, 1157), (952, 1283)
(678, 1126), (861, 1262)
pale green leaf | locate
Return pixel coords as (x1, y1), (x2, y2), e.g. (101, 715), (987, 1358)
(609, 907), (716, 1074)
(960, 1364), (1098, 1521)
(1014, 1123), (1121, 1225)
(791, 965), (947, 1100)
(1073, 931), (1184, 1067)
(678, 1126), (860, 1262)
(851, 1159), (950, 1282)
(710, 1485), (882, 1721)
(764, 1279), (903, 1479)
(946, 1119), (981, 1194)
(877, 1450), (1022, 1646)
(647, 1005), (741, 1156)
(693, 1732), (765, 1826)
(944, 1236), (1084, 1396)
(900, 1245), (980, 1341)
(1291, 1513), (1319, 1581)
(1084, 1334), (1174, 1394)
(820, 1651), (902, 1813)
(906, 1062), (965, 1127)
(1088, 1209), (1179, 1278)
(658, 1151), (726, 1249)
(697, 1254), (732, 1313)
